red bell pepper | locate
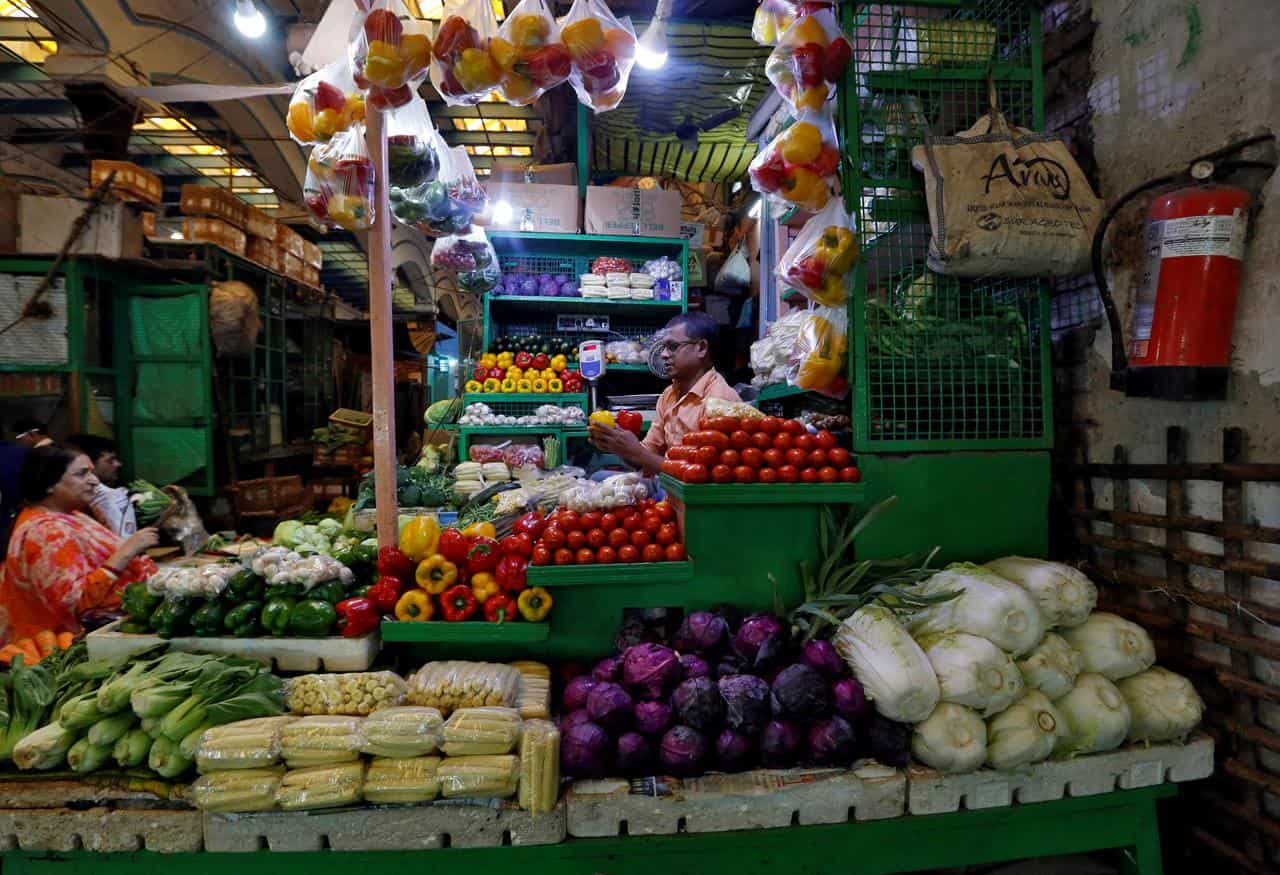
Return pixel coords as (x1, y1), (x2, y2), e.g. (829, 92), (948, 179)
(335, 597), (380, 637)
(788, 254), (828, 290)
(440, 584), (478, 621)
(484, 593), (518, 624)
(751, 150), (787, 193)
(616, 410), (643, 436)
(793, 42), (825, 88)
(377, 546), (415, 583)
(531, 353), (550, 371)
(821, 37), (852, 82)
(500, 532), (533, 559)
(487, 366), (506, 381)
(495, 554), (529, 593)
(514, 351), (534, 369)
(473, 366), (488, 382)
(467, 537), (501, 573)
(366, 576), (403, 613)
(513, 511), (545, 539)
(438, 527), (472, 565)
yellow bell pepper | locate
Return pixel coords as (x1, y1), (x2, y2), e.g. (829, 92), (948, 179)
(501, 73), (538, 104)
(517, 586), (553, 622)
(531, 379), (548, 394)
(489, 35), (519, 73)
(510, 13), (551, 48)
(497, 351), (513, 363)
(816, 226), (859, 275)
(516, 378), (533, 393)
(471, 572), (499, 602)
(398, 32), (433, 74)
(540, 368), (557, 381)
(813, 273), (848, 307)
(341, 93), (365, 127)
(482, 377), (502, 392)
(506, 366), (523, 380)
(401, 516), (442, 562)
(465, 379), (484, 393)
(416, 554), (458, 595)
(462, 521), (497, 539)
(783, 167), (830, 211)
(455, 47), (501, 93)
(779, 122), (822, 165)
(795, 313), (847, 390)
(561, 18), (605, 59)
(364, 40), (407, 89)
(500, 378), (518, 393)
(548, 378), (563, 393)
(287, 102), (315, 142)
(796, 86), (827, 112)
(787, 15), (828, 47)
(313, 108), (341, 141)
(589, 410), (616, 428)
(395, 589), (434, 621)
(479, 353), (498, 369)
(549, 355), (567, 371)
(327, 194), (370, 231)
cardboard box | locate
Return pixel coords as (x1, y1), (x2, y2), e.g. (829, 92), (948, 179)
(275, 223), (305, 260)
(247, 235), (280, 272)
(483, 182), (580, 234)
(91, 160), (162, 206)
(680, 222), (706, 248)
(490, 162), (576, 186)
(18, 195), (143, 259)
(183, 217), (246, 256)
(302, 239), (323, 269)
(585, 186), (682, 238)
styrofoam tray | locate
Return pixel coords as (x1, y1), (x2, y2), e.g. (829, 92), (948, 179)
(0, 807), (202, 853)
(565, 764), (905, 838)
(87, 619), (379, 672)
(906, 733), (1214, 815)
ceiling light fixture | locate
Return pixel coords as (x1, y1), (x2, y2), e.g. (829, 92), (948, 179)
(636, 0), (673, 71)
(234, 0), (266, 39)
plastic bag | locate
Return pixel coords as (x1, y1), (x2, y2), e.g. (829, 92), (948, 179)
(386, 96), (440, 190)
(392, 142), (489, 238)
(195, 717), (297, 773)
(361, 707), (444, 758)
(429, 0), (503, 106)
(190, 767), (283, 812)
(752, 0), (798, 46)
(287, 57), (365, 147)
(714, 241), (751, 295)
(276, 762), (365, 811)
(765, 10), (851, 112)
(438, 754), (520, 799)
(406, 661), (522, 715)
(493, 0), (573, 105)
(777, 198), (857, 306)
(285, 671), (407, 716)
(279, 716), (365, 768)
(304, 123), (374, 232)
(502, 443), (544, 469)
(363, 756), (442, 803)
(468, 444), (506, 463)
(440, 706), (522, 756)
(433, 226), (501, 294)
(790, 305), (848, 393)
(749, 106), (840, 212)
(561, 0), (637, 113)
(349, 0), (433, 109)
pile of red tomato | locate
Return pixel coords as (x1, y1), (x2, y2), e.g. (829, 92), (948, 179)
(660, 415), (861, 485)
(531, 499), (687, 566)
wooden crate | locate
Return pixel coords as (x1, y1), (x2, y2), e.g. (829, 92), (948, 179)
(247, 235), (280, 272)
(276, 223), (306, 260)
(243, 204), (276, 241)
(302, 264), (321, 288)
(183, 218), (246, 256)
(230, 474), (310, 520)
(91, 159), (162, 206)
(302, 238), (323, 269)
(180, 184), (249, 230)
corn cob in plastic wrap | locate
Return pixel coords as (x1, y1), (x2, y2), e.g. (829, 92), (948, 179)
(511, 661), (551, 720)
(363, 756), (442, 804)
(438, 755), (520, 799)
(190, 767), (284, 812)
(406, 661), (521, 715)
(195, 716), (298, 773)
(276, 762), (366, 811)
(440, 707), (522, 756)
(280, 715), (364, 768)
(517, 719), (560, 814)
(286, 671), (407, 716)
(360, 706), (444, 758)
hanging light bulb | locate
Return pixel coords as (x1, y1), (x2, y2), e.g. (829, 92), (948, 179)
(636, 0), (672, 70)
(234, 0), (267, 39)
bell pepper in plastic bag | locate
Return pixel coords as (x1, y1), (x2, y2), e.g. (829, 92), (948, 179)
(791, 305), (848, 394)
(304, 124), (375, 232)
(751, 0), (798, 46)
(429, 0), (502, 105)
(765, 10), (851, 112)
(349, 0), (434, 98)
(288, 57), (365, 146)
(748, 107), (839, 212)
(777, 198), (858, 306)
(562, 0), (637, 113)
(391, 141), (489, 238)
(492, 0), (572, 106)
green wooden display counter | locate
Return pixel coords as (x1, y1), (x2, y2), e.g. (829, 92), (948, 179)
(0, 784), (1172, 874)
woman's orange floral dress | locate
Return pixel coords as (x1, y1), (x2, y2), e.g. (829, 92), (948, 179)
(0, 507), (156, 644)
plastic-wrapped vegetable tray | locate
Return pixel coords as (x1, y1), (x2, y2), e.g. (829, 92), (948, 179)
(202, 801), (566, 852)
(905, 733), (1214, 815)
(0, 778), (200, 853)
(565, 765), (905, 837)
(87, 619), (380, 672)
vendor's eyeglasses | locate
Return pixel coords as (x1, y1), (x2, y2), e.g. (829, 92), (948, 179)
(657, 339), (698, 355)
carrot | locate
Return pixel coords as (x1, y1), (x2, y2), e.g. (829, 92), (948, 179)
(17, 638), (41, 665)
(34, 630), (56, 659)
(0, 644), (20, 664)
(56, 631), (74, 650)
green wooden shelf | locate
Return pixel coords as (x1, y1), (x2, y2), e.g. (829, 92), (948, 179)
(604, 363), (657, 372)
(489, 295), (683, 317)
(459, 425), (570, 435)
(756, 383), (809, 402)
(864, 62), (1035, 91)
(661, 475), (865, 505)
(379, 620), (550, 643)
(528, 561), (694, 587)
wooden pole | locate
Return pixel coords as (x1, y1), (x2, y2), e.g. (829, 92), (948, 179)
(366, 109), (399, 545)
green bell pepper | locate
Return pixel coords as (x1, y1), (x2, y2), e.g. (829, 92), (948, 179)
(308, 579), (348, 605)
(288, 599), (337, 638)
(349, 584), (372, 598)
(223, 601), (263, 637)
(261, 597), (296, 637)
(150, 598), (195, 639)
(333, 544), (377, 568)
(264, 583), (303, 602)
(225, 569), (265, 603)
(190, 601), (227, 637)
(121, 582), (162, 623)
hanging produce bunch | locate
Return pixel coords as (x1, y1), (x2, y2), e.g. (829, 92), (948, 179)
(751, 0), (798, 46)
(303, 123), (375, 232)
(491, 0), (573, 106)
(391, 141), (490, 238)
(432, 226), (502, 294)
(349, 0), (435, 110)
(777, 198), (858, 306)
(384, 96), (440, 189)
(765, 10), (851, 112)
(748, 106), (840, 212)
(790, 304), (848, 394)
(561, 0), (638, 113)
(430, 0), (504, 105)
(286, 57), (366, 146)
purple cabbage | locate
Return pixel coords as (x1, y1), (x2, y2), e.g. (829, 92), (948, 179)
(634, 700), (672, 736)
(807, 716), (858, 765)
(561, 721), (611, 778)
(770, 664), (830, 723)
(831, 678), (868, 719)
(586, 681), (634, 731)
(801, 640), (845, 679)
(864, 714), (911, 768)
(519, 277), (538, 295)
(732, 613), (787, 670)
(659, 726), (707, 776)
(563, 675), (599, 712)
(715, 654), (746, 679)
(592, 656), (623, 683)
(680, 653), (711, 680)
(560, 709), (593, 732)
(553, 274), (569, 285)
(674, 611), (729, 654)
(560, 281), (579, 297)
(623, 643), (681, 700)
(715, 728), (754, 772)
(760, 720), (802, 767)
(615, 731), (653, 775)
(718, 674), (771, 735)
(671, 676), (725, 733)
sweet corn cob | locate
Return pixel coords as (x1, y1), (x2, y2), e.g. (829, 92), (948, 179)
(196, 716), (297, 772)
(362, 756), (442, 804)
(440, 707), (522, 756)
(361, 706), (443, 758)
(406, 661), (521, 715)
(438, 755), (519, 799)
(190, 767), (284, 812)
(511, 661), (551, 720)
(286, 672), (406, 716)
(276, 762), (365, 811)
(517, 719), (560, 814)
(280, 716), (364, 767)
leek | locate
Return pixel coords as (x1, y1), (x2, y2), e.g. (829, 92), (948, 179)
(912, 703), (987, 773)
(87, 712), (138, 748)
(12, 723), (75, 770)
(1053, 673), (1131, 757)
(148, 735), (194, 779)
(59, 691), (108, 730)
(1060, 613), (1155, 681)
(158, 663), (262, 741)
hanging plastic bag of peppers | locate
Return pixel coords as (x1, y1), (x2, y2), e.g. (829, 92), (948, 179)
(304, 123), (375, 233)
(429, 0), (503, 106)
(776, 198), (858, 306)
(287, 56), (366, 146)
(392, 139), (490, 238)
(765, 10), (851, 113)
(789, 305), (848, 395)
(748, 105), (840, 212)
(433, 226), (502, 295)
(561, 0), (638, 113)
(752, 0), (798, 46)
(491, 0), (572, 106)
(385, 96), (440, 190)
(349, 0), (434, 111)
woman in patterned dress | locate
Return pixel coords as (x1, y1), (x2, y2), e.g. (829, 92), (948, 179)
(0, 444), (159, 644)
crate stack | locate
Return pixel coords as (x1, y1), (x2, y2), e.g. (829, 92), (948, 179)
(91, 160), (163, 242)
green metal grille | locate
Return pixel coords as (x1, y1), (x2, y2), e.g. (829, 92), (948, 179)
(462, 393), (589, 416)
(845, 0), (1050, 452)
(495, 252), (581, 279)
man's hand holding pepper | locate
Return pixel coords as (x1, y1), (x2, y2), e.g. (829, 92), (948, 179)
(590, 423), (665, 475)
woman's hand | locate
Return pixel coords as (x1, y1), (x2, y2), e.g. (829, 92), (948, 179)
(107, 527), (160, 572)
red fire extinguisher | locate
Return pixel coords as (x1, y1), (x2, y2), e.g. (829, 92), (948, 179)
(1095, 138), (1275, 400)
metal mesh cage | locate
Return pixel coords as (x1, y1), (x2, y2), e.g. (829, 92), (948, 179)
(462, 395), (588, 417)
